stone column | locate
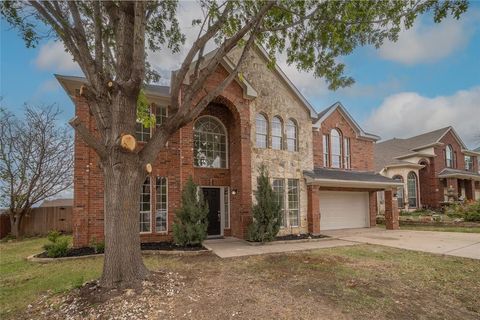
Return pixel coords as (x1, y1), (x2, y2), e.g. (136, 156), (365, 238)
(384, 189), (399, 230)
(307, 185), (320, 234)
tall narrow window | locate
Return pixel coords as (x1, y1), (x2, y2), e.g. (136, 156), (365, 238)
(255, 114), (268, 148)
(330, 129), (342, 168)
(323, 134), (329, 167)
(223, 187), (230, 229)
(140, 177), (151, 232)
(465, 155), (473, 171)
(407, 172), (418, 208)
(286, 119), (298, 151)
(445, 145), (453, 168)
(193, 116), (227, 168)
(343, 137), (350, 169)
(271, 116), (283, 150)
(287, 179), (299, 227)
(155, 105), (167, 127)
(393, 175), (405, 208)
(155, 177), (167, 232)
(272, 179), (286, 227)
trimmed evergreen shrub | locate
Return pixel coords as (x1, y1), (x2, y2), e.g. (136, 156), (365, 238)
(247, 165), (282, 242)
(173, 177), (209, 246)
(43, 230), (69, 257)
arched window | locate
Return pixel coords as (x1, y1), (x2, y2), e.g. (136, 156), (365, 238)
(445, 145), (453, 168)
(392, 175), (405, 209)
(271, 116), (283, 150)
(193, 116), (227, 168)
(255, 113), (268, 148)
(286, 119), (298, 152)
(407, 172), (418, 208)
(330, 128), (342, 168)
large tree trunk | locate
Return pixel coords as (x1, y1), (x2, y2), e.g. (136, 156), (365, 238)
(100, 151), (149, 288)
(9, 212), (23, 239)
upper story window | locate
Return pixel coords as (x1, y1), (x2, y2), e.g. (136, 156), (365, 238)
(323, 134), (329, 167)
(155, 105), (168, 127)
(136, 121), (151, 142)
(136, 104), (168, 142)
(343, 137), (351, 169)
(330, 129), (342, 168)
(255, 113), (268, 148)
(445, 145), (454, 168)
(465, 155), (473, 171)
(193, 116), (227, 168)
(271, 116), (283, 150)
(286, 119), (298, 152)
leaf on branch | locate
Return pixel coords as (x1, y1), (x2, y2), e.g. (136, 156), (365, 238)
(136, 89), (155, 128)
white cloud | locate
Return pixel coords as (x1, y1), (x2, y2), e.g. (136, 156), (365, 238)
(378, 13), (476, 65)
(35, 41), (81, 73)
(364, 87), (480, 148)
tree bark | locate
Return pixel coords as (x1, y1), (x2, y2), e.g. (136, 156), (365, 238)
(9, 212), (23, 239)
(100, 151), (149, 288)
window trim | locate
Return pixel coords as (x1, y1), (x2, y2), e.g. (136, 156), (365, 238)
(330, 128), (343, 169)
(286, 118), (298, 152)
(323, 134), (330, 167)
(445, 145), (454, 168)
(343, 137), (351, 169)
(154, 176), (168, 234)
(273, 178), (300, 228)
(255, 113), (269, 149)
(193, 115), (229, 169)
(272, 178), (286, 227)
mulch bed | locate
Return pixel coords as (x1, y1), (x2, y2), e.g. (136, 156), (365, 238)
(37, 242), (207, 258)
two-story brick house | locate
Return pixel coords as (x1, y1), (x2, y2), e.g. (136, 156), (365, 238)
(375, 127), (480, 211)
(57, 46), (401, 248)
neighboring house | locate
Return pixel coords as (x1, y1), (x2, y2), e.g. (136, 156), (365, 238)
(57, 46), (401, 248)
(40, 198), (73, 208)
(375, 127), (480, 212)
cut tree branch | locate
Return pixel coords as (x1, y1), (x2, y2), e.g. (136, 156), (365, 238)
(69, 116), (107, 159)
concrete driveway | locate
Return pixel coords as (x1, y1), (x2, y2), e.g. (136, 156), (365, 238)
(323, 227), (480, 260)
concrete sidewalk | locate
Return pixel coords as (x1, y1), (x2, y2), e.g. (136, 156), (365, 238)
(323, 227), (480, 260)
(203, 237), (357, 258)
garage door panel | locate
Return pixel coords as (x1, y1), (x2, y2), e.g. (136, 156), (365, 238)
(319, 191), (369, 230)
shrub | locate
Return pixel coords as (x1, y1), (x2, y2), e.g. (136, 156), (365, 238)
(43, 231), (69, 258)
(445, 201), (480, 222)
(247, 165), (282, 242)
(172, 177), (209, 246)
(90, 237), (105, 254)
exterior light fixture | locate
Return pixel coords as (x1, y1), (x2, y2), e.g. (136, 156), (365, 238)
(231, 189), (237, 195)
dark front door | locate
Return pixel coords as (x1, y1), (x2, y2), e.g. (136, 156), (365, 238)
(202, 188), (221, 236)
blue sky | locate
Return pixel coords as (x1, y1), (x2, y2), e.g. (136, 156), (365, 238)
(1, 2), (479, 148)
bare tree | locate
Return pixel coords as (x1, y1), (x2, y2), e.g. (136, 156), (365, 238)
(0, 105), (73, 238)
(0, 0), (468, 288)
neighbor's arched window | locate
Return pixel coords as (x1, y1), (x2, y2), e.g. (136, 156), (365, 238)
(445, 145), (454, 168)
(255, 113), (268, 148)
(193, 116), (227, 168)
(392, 175), (405, 209)
(330, 128), (342, 168)
(271, 116), (283, 150)
(407, 172), (418, 208)
(286, 119), (298, 152)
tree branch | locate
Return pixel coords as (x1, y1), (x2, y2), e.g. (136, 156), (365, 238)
(69, 116), (107, 159)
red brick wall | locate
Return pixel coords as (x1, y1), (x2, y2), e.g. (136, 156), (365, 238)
(72, 65), (252, 247)
(312, 109), (375, 171)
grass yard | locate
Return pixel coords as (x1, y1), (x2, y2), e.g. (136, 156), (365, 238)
(377, 223), (480, 233)
(1, 237), (479, 319)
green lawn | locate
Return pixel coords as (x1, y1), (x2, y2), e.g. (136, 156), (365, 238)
(1, 237), (480, 319)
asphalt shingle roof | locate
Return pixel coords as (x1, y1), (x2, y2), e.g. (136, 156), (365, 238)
(304, 167), (398, 183)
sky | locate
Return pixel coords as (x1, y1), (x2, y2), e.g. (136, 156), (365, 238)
(1, 1), (480, 149)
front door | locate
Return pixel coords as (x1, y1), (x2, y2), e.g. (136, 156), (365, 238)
(202, 188), (221, 236)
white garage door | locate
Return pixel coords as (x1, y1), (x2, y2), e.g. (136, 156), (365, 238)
(319, 191), (369, 230)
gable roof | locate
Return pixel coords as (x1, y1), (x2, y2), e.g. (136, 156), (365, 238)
(312, 102), (380, 141)
(374, 126), (468, 172)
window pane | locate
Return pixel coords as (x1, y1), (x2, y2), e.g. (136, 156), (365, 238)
(194, 117), (227, 168)
(343, 138), (350, 169)
(407, 172), (417, 208)
(272, 117), (283, 150)
(331, 129), (342, 168)
(286, 119), (297, 151)
(393, 176), (404, 208)
(256, 114), (268, 148)
(323, 135), (329, 167)
(140, 177), (151, 232)
(287, 179), (299, 227)
(272, 179), (286, 227)
(135, 121), (150, 142)
(155, 105), (167, 127)
(155, 177), (167, 232)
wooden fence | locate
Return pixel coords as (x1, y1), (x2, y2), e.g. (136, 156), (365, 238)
(0, 206), (72, 238)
